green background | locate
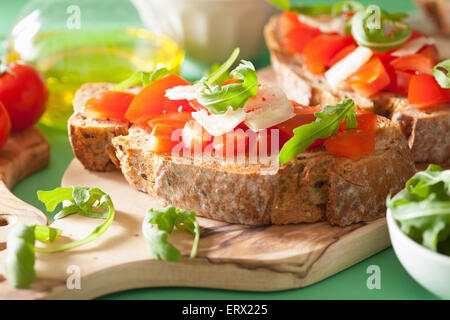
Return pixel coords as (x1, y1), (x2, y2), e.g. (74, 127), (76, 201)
(0, 0), (438, 299)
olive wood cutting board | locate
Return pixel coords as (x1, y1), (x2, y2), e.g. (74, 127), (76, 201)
(0, 158), (390, 299)
(0, 128), (50, 297)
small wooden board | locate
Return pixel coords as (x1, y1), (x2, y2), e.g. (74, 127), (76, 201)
(0, 159), (390, 299)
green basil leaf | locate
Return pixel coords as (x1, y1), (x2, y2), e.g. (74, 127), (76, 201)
(351, 7), (411, 52)
(5, 224), (37, 288)
(197, 60), (258, 114)
(142, 206), (200, 261)
(279, 99), (357, 164)
(266, 0), (291, 10)
(432, 59), (450, 89)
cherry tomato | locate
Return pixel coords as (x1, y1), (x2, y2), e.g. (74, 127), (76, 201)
(347, 56), (391, 97)
(0, 63), (48, 131)
(327, 43), (357, 68)
(0, 102), (11, 149)
(303, 34), (355, 74)
(125, 74), (191, 123)
(324, 129), (375, 160)
(408, 74), (449, 109)
(84, 91), (135, 121)
(182, 120), (212, 151)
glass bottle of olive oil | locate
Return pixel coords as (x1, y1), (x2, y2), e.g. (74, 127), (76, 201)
(7, 0), (184, 130)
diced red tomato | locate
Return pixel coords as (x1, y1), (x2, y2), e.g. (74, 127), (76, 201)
(347, 56), (391, 97)
(324, 130), (375, 159)
(408, 74), (449, 109)
(282, 26), (322, 55)
(147, 111), (193, 128)
(292, 104), (322, 115)
(182, 120), (212, 151)
(148, 123), (181, 153)
(213, 129), (249, 157)
(390, 51), (436, 75)
(189, 99), (208, 112)
(84, 91), (135, 121)
(125, 74), (191, 123)
(355, 111), (377, 134)
(279, 11), (301, 36)
(419, 44), (439, 66)
(327, 44), (357, 68)
(275, 108), (324, 149)
(303, 34), (355, 74)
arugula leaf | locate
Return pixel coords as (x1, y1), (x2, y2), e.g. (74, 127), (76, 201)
(351, 7), (411, 53)
(206, 48), (240, 86)
(266, 0), (291, 11)
(142, 206), (200, 262)
(432, 59), (450, 89)
(112, 65), (172, 91)
(197, 59), (258, 115)
(278, 99), (357, 164)
(387, 165), (450, 254)
(5, 186), (115, 288)
(331, 1), (364, 16)
(5, 224), (61, 288)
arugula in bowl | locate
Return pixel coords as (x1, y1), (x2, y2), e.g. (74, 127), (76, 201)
(387, 164), (450, 256)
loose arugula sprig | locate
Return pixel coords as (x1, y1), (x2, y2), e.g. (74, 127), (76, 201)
(112, 65), (172, 91)
(432, 59), (450, 89)
(196, 48), (258, 115)
(5, 186), (115, 288)
(278, 99), (357, 164)
(142, 206), (200, 262)
(387, 165), (450, 255)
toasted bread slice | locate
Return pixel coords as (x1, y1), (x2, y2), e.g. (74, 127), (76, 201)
(264, 15), (450, 165)
(68, 83), (140, 171)
(110, 117), (415, 227)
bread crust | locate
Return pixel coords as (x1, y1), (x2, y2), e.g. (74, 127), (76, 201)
(111, 118), (415, 227)
(68, 83), (139, 171)
(264, 15), (450, 165)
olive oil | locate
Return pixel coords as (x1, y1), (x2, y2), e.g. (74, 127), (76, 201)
(8, 28), (184, 130)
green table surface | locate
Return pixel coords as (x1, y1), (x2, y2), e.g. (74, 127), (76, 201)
(0, 0), (438, 300)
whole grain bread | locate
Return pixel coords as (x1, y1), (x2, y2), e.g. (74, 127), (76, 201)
(264, 15), (450, 165)
(68, 83), (140, 171)
(110, 117), (415, 227)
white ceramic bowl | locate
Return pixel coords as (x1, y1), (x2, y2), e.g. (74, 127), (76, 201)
(387, 208), (450, 299)
(131, 0), (278, 63)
